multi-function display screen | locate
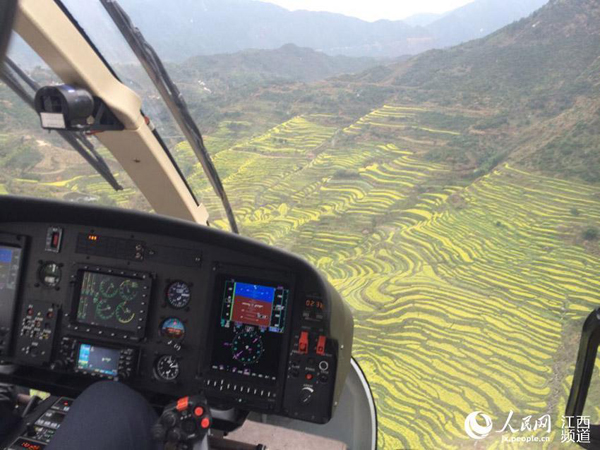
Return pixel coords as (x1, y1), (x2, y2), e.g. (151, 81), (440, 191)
(0, 245), (22, 353)
(211, 277), (289, 384)
(76, 343), (120, 377)
(75, 271), (144, 333)
(0, 246), (21, 292)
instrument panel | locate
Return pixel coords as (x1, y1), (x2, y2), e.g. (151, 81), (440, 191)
(0, 196), (353, 425)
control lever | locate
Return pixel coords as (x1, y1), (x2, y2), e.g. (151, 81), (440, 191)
(153, 394), (213, 450)
(20, 394), (41, 417)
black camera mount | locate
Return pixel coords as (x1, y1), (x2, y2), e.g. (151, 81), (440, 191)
(34, 85), (124, 132)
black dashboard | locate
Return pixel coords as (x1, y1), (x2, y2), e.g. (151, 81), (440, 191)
(0, 196), (353, 425)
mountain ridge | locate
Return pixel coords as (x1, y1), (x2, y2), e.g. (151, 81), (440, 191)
(172, 43), (387, 91)
(117, 0), (548, 60)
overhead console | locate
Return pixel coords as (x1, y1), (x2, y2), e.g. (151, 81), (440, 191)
(0, 196), (353, 425)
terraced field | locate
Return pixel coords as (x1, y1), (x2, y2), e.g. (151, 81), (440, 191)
(2, 104), (600, 448)
(6, 167), (143, 206)
(188, 105), (600, 449)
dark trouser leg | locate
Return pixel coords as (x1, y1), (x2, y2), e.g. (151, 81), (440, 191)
(47, 381), (161, 450)
(0, 383), (19, 442)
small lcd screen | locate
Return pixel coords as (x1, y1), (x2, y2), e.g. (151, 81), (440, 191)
(211, 277), (289, 384)
(76, 344), (120, 377)
(10, 437), (46, 450)
(75, 271), (144, 333)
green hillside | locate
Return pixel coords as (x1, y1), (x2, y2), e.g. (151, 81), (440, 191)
(179, 44), (383, 85)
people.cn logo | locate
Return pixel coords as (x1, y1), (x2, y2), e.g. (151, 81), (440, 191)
(464, 411), (493, 440)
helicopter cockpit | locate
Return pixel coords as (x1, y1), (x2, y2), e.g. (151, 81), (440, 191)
(0, 1), (376, 449)
(8, 0), (599, 449)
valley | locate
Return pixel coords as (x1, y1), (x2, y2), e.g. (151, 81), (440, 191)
(3, 103), (600, 448)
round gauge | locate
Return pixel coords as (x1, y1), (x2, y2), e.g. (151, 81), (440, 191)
(96, 299), (116, 320)
(166, 281), (191, 309)
(100, 278), (119, 298)
(119, 279), (140, 302)
(155, 355), (180, 381)
(160, 318), (186, 341)
(38, 262), (61, 288)
(232, 330), (263, 365)
(116, 302), (136, 324)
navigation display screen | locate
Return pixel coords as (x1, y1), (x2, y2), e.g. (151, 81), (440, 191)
(76, 343), (120, 377)
(75, 271), (146, 333)
(211, 277), (289, 384)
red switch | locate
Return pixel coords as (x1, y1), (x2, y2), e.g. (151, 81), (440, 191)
(316, 335), (326, 355)
(176, 397), (189, 412)
(299, 331), (309, 354)
(194, 406), (204, 417)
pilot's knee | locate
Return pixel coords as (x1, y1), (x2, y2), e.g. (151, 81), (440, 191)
(77, 381), (141, 406)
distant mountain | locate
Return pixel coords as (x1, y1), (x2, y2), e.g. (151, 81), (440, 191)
(356, 0), (600, 181)
(178, 44), (384, 86)
(7, 0), (549, 66)
(403, 12), (446, 27)
(120, 0), (431, 60)
(425, 0), (549, 48)
(116, 0), (547, 60)
(382, 0), (597, 107)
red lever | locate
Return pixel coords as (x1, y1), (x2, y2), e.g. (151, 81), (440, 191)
(316, 335), (326, 355)
(299, 331), (309, 354)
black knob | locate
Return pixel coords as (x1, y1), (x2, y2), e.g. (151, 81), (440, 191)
(162, 411), (178, 428)
(26, 424), (36, 437)
(299, 387), (314, 405)
(151, 423), (166, 442)
(50, 360), (65, 371)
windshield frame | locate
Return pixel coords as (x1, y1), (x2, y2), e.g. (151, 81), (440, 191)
(54, 0), (202, 208)
(56, 0), (238, 233)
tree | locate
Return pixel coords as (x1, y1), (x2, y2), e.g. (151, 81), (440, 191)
(583, 227), (598, 241)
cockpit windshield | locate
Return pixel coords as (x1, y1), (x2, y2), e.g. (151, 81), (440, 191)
(3, 0), (600, 448)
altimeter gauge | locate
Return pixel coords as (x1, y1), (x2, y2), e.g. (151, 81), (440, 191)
(155, 355), (180, 381)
